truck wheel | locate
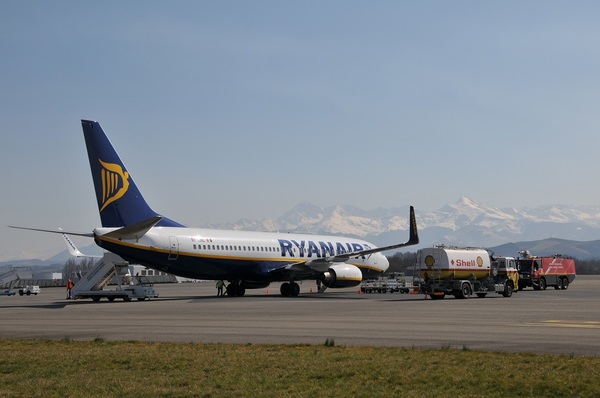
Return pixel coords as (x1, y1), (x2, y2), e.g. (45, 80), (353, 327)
(26, 291), (31, 296)
(92, 296), (101, 302)
(556, 278), (563, 290)
(562, 278), (569, 290)
(502, 284), (513, 297)
(539, 278), (547, 290)
(459, 283), (471, 299)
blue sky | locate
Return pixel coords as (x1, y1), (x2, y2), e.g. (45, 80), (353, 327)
(2, 1), (600, 261)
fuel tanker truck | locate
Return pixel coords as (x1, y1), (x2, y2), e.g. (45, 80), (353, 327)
(416, 246), (519, 300)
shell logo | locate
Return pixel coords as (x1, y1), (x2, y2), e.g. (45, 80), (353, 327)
(424, 255), (435, 267)
(477, 256), (484, 267)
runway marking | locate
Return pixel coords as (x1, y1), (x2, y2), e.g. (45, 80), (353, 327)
(522, 320), (600, 329)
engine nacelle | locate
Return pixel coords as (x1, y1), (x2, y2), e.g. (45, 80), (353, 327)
(322, 264), (362, 288)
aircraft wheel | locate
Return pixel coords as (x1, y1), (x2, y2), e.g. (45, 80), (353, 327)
(291, 282), (300, 297)
(280, 282), (290, 297)
(227, 284), (235, 296)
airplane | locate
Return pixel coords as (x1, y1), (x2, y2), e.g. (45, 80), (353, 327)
(11, 120), (419, 297)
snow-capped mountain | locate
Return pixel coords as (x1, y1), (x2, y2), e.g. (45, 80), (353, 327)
(200, 196), (600, 250)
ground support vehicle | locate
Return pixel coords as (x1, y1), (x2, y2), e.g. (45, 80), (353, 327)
(18, 285), (40, 295)
(71, 252), (158, 302)
(416, 246), (519, 300)
(361, 273), (411, 294)
(0, 267), (32, 297)
(516, 251), (576, 291)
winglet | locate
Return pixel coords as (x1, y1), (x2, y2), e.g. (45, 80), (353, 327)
(407, 205), (419, 246)
(62, 233), (102, 258)
(62, 233), (85, 257)
(357, 205), (419, 255)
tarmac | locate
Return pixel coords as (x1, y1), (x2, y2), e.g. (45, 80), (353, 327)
(1, 276), (599, 356)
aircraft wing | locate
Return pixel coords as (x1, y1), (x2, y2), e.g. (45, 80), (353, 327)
(306, 205), (419, 264)
(270, 206), (419, 274)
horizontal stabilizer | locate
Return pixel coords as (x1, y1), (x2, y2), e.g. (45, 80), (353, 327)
(103, 216), (163, 240)
(9, 225), (94, 238)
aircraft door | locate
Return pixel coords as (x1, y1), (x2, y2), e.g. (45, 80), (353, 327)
(168, 236), (179, 260)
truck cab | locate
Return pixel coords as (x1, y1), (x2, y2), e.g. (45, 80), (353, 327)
(491, 257), (519, 296)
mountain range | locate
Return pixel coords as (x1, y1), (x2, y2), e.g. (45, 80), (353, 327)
(4, 196), (600, 267)
(203, 196), (600, 258)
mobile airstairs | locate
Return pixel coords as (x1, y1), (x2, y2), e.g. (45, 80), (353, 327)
(71, 252), (158, 302)
(0, 267), (34, 296)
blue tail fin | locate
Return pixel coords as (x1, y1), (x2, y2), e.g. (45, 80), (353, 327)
(81, 120), (184, 228)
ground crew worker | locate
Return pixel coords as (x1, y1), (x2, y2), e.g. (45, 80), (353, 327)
(216, 280), (225, 296)
(66, 279), (74, 299)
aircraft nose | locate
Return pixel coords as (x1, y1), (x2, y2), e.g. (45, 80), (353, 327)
(379, 253), (389, 272)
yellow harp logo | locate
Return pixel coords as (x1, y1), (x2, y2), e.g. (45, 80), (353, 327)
(99, 159), (130, 212)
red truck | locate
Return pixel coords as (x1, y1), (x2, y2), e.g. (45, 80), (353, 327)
(516, 251), (576, 291)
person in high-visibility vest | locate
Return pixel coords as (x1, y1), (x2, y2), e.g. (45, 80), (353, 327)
(216, 280), (225, 297)
(66, 279), (74, 299)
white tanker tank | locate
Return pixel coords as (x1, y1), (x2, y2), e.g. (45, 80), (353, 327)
(416, 246), (518, 300)
(418, 247), (491, 281)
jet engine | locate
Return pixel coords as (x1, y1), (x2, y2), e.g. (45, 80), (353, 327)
(322, 264), (362, 288)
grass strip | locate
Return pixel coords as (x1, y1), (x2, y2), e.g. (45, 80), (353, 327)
(1, 339), (598, 397)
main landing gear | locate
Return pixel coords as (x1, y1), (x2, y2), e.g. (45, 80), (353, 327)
(280, 282), (300, 297)
(226, 281), (246, 297)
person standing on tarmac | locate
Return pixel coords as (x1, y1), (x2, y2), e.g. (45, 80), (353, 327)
(216, 280), (225, 297)
(66, 279), (74, 299)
